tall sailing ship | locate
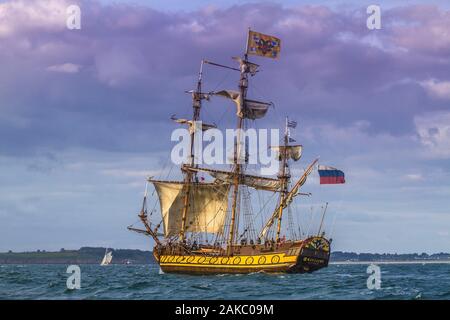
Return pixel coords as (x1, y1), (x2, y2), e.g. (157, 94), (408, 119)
(128, 30), (344, 274)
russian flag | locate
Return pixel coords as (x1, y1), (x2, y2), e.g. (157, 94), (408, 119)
(318, 165), (345, 184)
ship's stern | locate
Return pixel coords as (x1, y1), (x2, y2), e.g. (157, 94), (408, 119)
(289, 236), (330, 273)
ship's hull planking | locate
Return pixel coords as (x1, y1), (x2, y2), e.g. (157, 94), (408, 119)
(154, 237), (330, 274)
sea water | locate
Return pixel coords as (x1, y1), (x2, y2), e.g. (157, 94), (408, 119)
(0, 263), (449, 300)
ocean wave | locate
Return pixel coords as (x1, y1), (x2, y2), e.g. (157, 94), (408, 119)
(1, 264), (450, 300)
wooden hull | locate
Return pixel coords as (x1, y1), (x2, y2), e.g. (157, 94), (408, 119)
(154, 237), (330, 275)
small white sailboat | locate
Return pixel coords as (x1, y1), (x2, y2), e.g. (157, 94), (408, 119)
(100, 248), (113, 266)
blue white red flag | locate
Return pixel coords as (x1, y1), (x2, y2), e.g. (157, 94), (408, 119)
(318, 165), (345, 184)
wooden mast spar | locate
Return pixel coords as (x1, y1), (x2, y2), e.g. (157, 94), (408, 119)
(226, 31), (251, 256)
(275, 118), (290, 242)
(179, 60), (205, 241)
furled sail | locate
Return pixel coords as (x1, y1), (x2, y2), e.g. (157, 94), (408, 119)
(272, 145), (303, 161)
(246, 99), (272, 120)
(283, 170), (308, 207)
(151, 181), (230, 237)
(187, 167), (281, 192)
(233, 56), (259, 76)
(214, 90), (270, 120)
(171, 117), (216, 133)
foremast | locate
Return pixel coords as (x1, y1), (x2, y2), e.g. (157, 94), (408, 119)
(259, 158), (318, 241)
(142, 59), (215, 243)
(180, 60), (205, 241)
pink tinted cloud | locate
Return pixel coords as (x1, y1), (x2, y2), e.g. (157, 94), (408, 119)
(0, 0), (449, 155)
(387, 5), (450, 55)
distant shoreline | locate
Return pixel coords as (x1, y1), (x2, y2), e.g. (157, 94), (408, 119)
(1, 247), (450, 265)
(0, 247), (154, 265)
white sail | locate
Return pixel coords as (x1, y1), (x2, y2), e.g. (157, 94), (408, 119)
(151, 181), (230, 237)
(100, 250), (113, 266)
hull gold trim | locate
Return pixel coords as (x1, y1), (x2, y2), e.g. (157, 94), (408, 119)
(154, 237), (330, 274)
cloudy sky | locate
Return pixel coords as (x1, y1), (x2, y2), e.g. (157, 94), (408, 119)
(1, 0), (449, 253)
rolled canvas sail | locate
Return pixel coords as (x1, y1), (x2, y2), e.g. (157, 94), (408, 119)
(172, 118), (216, 134)
(152, 182), (230, 237)
(245, 99), (270, 119)
(214, 90), (270, 120)
(187, 167), (281, 192)
(272, 145), (303, 161)
(209, 171), (280, 192)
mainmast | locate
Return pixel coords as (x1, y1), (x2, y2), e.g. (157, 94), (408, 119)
(224, 29), (281, 254)
(226, 35), (251, 255)
(180, 60), (206, 241)
(275, 118), (291, 242)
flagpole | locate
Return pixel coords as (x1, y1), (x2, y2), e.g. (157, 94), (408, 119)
(317, 202), (328, 236)
(244, 27), (250, 61)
